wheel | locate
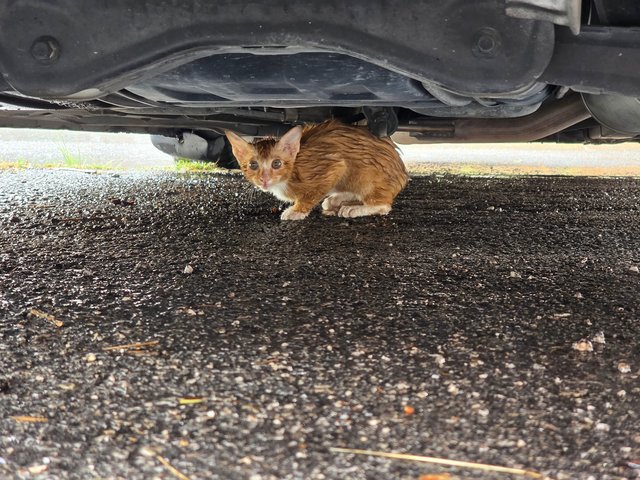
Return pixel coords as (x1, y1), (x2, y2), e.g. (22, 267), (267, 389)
(150, 131), (239, 169)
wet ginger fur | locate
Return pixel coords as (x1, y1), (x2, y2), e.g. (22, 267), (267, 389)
(225, 121), (408, 220)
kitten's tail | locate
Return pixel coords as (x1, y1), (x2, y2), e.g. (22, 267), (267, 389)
(382, 136), (411, 183)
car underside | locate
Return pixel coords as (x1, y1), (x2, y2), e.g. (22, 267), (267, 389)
(1, 0), (639, 166)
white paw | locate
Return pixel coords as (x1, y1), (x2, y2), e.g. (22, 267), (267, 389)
(321, 199), (337, 216)
(338, 204), (391, 218)
(337, 205), (362, 218)
(280, 207), (309, 221)
(322, 193), (360, 216)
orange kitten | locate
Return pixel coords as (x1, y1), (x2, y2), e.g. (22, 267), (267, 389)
(225, 121), (408, 220)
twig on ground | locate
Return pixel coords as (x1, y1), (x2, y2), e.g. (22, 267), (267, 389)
(55, 215), (117, 223)
(330, 447), (543, 478)
(11, 416), (48, 423)
(156, 454), (191, 480)
(102, 340), (159, 351)
(28, 308), (63, 328)
(179, 397), (204, 405)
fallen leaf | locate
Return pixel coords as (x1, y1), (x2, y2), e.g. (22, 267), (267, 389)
(572, 340), (593, 352)
(617, 361), (631, 373)
(27, 464), (48, 475)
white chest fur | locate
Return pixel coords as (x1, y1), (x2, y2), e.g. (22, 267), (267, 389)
(268, 182), (292, 202)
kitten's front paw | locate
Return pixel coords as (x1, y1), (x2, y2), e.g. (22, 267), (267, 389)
(321, 197), (338, 216)
(281, 207), (309, 221)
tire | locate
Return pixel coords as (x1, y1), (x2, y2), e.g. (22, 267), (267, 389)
(150, 131), (238, 169)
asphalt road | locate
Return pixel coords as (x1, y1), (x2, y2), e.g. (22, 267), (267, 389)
(1, 169), (639, 480)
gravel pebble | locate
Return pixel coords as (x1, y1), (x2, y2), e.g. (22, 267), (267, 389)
(617, 362), (632, 373)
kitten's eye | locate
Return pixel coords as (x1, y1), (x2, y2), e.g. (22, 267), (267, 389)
(249, 161), (259, 170)
(272, 159), (282, 169)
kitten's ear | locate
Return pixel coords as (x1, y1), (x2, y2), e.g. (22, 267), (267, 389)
(225, 131), (254, 165)
(275, 126), (303, 160)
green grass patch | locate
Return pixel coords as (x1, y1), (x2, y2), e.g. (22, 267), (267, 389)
(0, 158), (31, 170)
(0, 156), (235, 173)
(172, 158), (233, 173)
(45, 144), (115, 170)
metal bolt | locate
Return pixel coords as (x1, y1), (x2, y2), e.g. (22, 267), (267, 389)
(477, 35), (496, 54)
(472, 28), (501, 59)
(30, 36), (60, 64)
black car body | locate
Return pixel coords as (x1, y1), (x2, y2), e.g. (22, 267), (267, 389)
(1, 0), (639, 166)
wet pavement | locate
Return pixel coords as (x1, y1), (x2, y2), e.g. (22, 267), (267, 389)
(1, 169), (639, 480)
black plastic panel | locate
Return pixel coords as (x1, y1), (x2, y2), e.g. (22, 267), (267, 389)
(128, 53), (442, 107)
(541, 26), (640, 96)
(0, 0), (554, 99)
(592, 0), (640, 26)
(126, 52), (553, 116)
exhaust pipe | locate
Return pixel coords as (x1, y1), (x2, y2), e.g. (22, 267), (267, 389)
(396, 94), (591, 143)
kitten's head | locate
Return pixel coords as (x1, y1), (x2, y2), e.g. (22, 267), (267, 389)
(225, 126), (302, 191)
